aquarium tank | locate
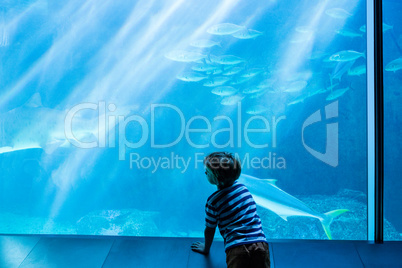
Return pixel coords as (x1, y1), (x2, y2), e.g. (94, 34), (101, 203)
(0, 0), (399, 241)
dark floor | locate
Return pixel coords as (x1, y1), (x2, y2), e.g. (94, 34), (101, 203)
(1, 235), (402, 267)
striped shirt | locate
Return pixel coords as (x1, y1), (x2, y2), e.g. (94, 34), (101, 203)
(205, 181), (267, 251)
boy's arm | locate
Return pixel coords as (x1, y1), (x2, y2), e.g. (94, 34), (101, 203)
(191, 226), (216, 255)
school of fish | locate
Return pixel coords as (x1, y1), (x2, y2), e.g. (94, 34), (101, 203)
(165, 9), (397, 114)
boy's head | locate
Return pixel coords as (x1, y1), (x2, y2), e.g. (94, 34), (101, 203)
(204, 152), (241, 188)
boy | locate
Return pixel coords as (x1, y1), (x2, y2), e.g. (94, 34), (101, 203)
(191, 152), (270, 268)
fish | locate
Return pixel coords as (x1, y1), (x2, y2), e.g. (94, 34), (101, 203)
(211, 86), (238, 96)
(220, 95), (244, 105)
(325, 8), (352, 19)
(230, 76), (253, 85)
(257, 79), (276, 89)
(203, 76), (230, 87)
(232, 28), (263, 39)
(327, 83), (340, 92)
(309, 83), (339, 98)
(222, 66), (244, 76)
(191, 63), (222, 72)
(312, 83), (340, 98)
(331, 60), (355, 81)
(238, 174), (349, 239)
(329, 50), (365, 62)
(191, 64), (220, 72)
(206, 68), (223, 75)
(210, 55), (246, 65)
(241, 68), (264, 78)
(248, 89), (271, 99)
(0, 145), (42, 154)
(382, 23), (393, 32)
(336, 29), (363, 38)
(307, 83), (338, 98)
(0, 93), (125, 155)
(295, 26), (313, 34)
(190, 39), (221, 48)
(176, 72), (208, 82)
(385, 58), (402, 72)
(348, 65), (366, 76)
(242, 86), (268, 94)
(308, 88), (327, 97)
(359, 23), (393, 33)
(165, 50), (206, 62)
(194, 57), (213, 65)
(246, 105), (269, 115)
(207, 23), (244, 35)
(326, 87), (350, 101)
(322, 55), (334, 63)
(287, 95), (308, 106)
(283, 80), (308, 93)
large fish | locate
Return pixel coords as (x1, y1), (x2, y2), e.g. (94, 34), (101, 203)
(238, 174), (348, 239)
(329, 50), (365, 62)
(385, 58), (402, 72)
(0, 93), (131, 154)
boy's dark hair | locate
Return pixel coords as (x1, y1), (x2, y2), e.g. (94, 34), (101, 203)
(204, 152), (241, 188)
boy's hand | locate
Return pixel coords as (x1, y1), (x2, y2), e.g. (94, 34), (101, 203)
(191, 241), (209, 255)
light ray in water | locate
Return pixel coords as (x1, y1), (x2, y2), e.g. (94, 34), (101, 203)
(0, 0), (109, 108)
(44, 0), (244, 218)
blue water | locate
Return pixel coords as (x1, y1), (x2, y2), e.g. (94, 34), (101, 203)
(383, 0), (402, 241)
(0, 0), (400, 240)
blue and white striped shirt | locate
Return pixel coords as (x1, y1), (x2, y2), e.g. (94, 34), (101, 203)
(205, 181), (267, 251)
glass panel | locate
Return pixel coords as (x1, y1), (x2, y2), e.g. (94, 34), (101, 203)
(383, 0), (402, 241)
(0, 0), (366, 239)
